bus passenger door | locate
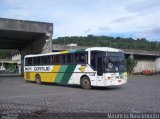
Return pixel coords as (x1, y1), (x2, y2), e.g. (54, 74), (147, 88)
(96, 56), (104, 86)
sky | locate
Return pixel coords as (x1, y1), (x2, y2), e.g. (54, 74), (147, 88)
(0, 0), (160, 41)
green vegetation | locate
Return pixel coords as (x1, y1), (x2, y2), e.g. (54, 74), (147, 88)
(53, 35), (160, 51)
(3, 63), (17, 72)
(126, 55), (137, 75)
(0, 50), (17, 72)
(0, 50), (13, 59)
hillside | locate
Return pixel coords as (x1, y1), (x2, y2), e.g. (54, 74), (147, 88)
(53, 35), (160, 51)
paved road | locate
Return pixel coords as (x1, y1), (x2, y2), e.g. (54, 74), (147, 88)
(0, 75), (160, 118)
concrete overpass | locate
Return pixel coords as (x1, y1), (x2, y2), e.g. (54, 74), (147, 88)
(52, 44), (160, 73)
(0, 18), (53, 53)
(0, 18), (53, 74)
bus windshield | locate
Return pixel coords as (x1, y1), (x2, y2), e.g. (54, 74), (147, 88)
(104, 52), (126, 73)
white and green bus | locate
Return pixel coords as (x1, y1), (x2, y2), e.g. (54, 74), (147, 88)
(24, 47), (127, 89)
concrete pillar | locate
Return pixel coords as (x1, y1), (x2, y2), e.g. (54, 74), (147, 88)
(18, 64), (21, 75)
(41, 35), (52, 53)
(20, 53), (25, 76)
(2, 62), (4, 73)
(155, 57), (160, 73)
(2, 62), (3, 69)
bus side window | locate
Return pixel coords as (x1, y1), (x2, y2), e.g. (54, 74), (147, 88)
(41, 56), (48, 65)
(66, 54), (73, 64)
(41, 57), (43, 65)
(61, 54), (66, 64)
(80, 54), (85, 62)
(91, 55), (96, 69)
(33, 57), (40, 66)
(33, 57), (36, 65)
(46, 56), (50, 65)
(27, 58), (32, 66)
(31, 58), (33, 66)
(84, 53), (88, 63)
(54, 55), (60, 64)
(80, 53), (87, 63)
(25, 58), (28, 66)
(50, 56), (53, 64)
(51, 55), (56, 65)
(37, 57), (40, 65)
(72, 54), (76, 63)
(75, 53), (80, 63)
(75, 52), (87, 64)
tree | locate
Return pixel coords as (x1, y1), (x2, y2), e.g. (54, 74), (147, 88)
(52, 36), (160, 51)
(126, 55), (137, 75)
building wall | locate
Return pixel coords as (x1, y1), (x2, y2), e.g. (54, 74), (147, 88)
(133, 60), (156, 73)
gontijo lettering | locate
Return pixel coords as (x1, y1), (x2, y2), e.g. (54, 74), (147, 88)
(34, 67), (50, 71)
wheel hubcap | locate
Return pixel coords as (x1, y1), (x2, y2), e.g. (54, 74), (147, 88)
(36, 76), (40, 83)
(84, 80), (88, 85)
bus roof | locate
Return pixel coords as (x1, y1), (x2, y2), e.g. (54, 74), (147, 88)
(86, 47), (123, 52)
(25, 47), (123, 58)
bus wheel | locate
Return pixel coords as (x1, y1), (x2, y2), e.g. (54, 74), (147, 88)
(35, 74), (41, 84)
(81, 76), (91, 89)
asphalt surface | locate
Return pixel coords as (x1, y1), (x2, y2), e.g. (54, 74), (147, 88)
(0, 75), (160, 118)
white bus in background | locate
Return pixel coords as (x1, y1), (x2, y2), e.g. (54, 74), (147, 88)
(24, 47), (127, 89)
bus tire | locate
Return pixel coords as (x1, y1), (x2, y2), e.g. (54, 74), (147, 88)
(35, 74), (41, 84)
(80, 76), (91, 89)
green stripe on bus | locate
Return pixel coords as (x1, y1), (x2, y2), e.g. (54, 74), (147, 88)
(54, 65), (68, 83)
(68, 49), (77, 53)
(76, 49), (86, 52)
(68, 49), (86, 54)
(60, 64), (77, 84)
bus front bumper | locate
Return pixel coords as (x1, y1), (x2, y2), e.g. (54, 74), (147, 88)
(104, 79), (127, 86)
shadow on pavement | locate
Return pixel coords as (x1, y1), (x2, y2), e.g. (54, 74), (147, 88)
(25, 80), (123, 90)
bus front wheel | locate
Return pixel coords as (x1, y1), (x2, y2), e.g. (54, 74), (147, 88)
(35, 74), (41, 84)
(81, 76), (91, 89)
